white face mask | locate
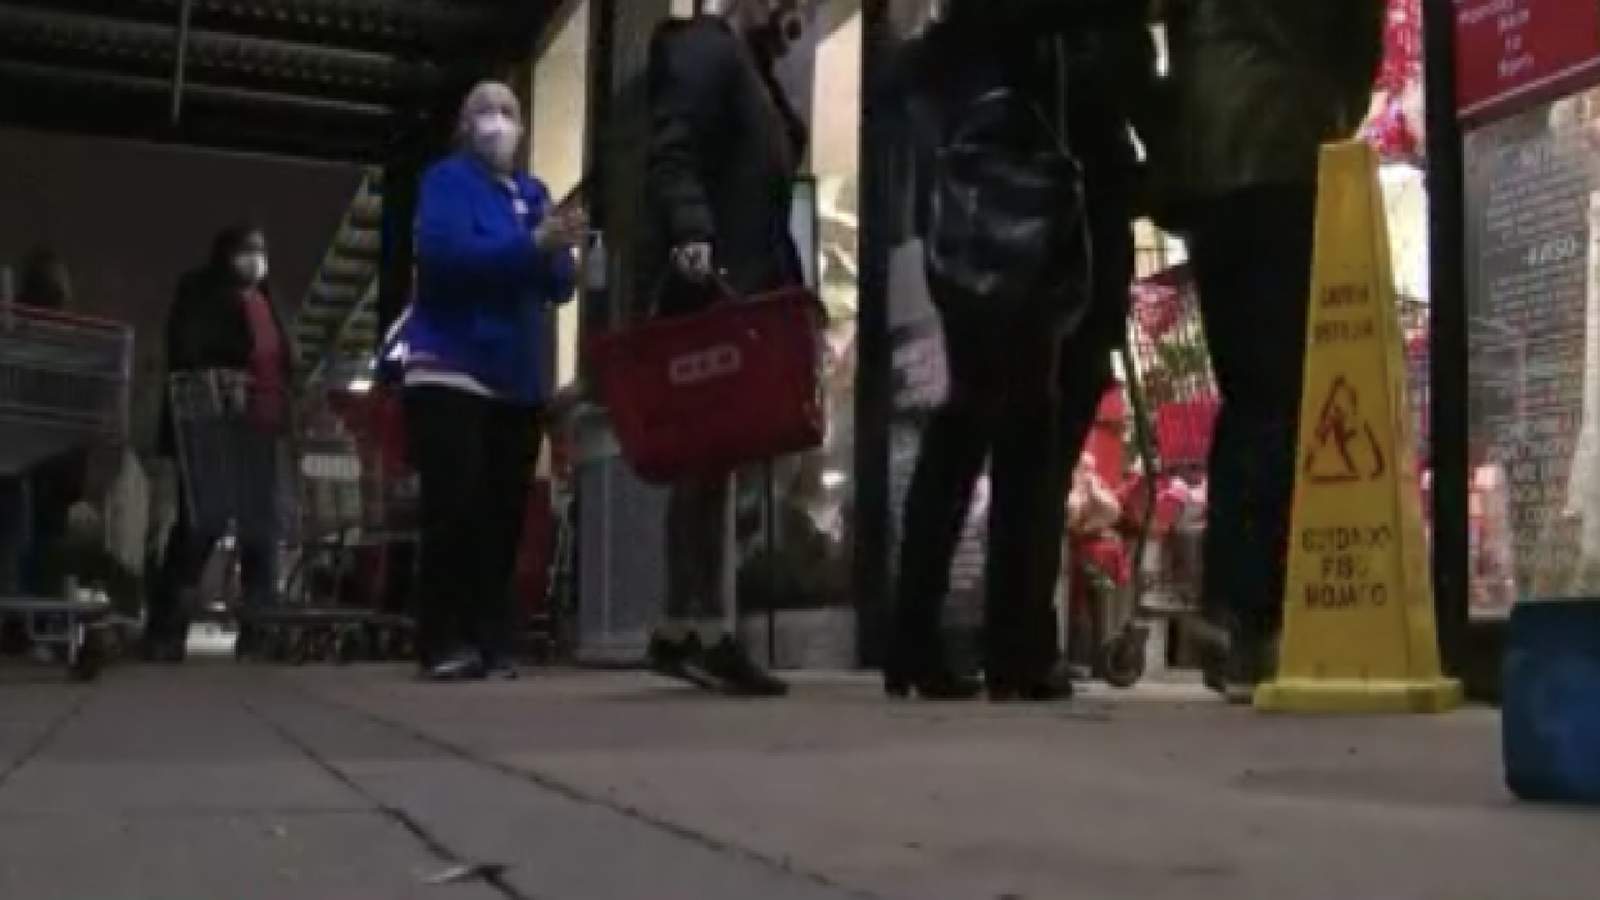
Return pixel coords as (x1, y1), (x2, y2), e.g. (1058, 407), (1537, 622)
(470, 111), (522, 173)
(233, 252), (268, 285)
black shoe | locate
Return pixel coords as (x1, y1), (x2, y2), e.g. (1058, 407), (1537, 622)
(1220, 630), (1280, 706)
(884, 661), (982, 700)
(988, 669), (1075, 703)
(140, 635), (186, 664)
(423, 648), (484, 682)
(482, 657), (520, 681)
(648, 630), (708, 685)
(695, 636), (788, 697)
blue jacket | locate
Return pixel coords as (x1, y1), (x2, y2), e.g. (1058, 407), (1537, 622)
(406, 152), (577, 406)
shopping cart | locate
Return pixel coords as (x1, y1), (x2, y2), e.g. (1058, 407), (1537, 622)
(166, 370), (414, 663)
(1071, 266), (1221, 688)
(0, 302), (135, 680)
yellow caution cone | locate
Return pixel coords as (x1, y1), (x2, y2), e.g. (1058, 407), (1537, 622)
(1253, 141), (1464, 714)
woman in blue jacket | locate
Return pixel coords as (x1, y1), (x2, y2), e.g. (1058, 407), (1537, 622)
(405, 81), (584, 680)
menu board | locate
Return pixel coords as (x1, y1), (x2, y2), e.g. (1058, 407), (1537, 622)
(1466, 89), (1600, 608)
(1456, 0), (1600, 122)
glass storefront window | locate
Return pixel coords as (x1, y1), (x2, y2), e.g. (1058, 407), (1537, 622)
(1466, 87), (1600, 610)
(734, 1), (862, 665)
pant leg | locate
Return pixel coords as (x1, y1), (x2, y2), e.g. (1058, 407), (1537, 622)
(148, 497), (206, 645)
(1189, 187), (1317, 641)
(665, 474), (732, 624)
(473, 401), (540, 663)
(890, 310), (997, 676)
(237, 434), (281, 609)
(985, 319), (1066, 686)
(1041, 164), (1138, 660)
(405, 387), (489, 664)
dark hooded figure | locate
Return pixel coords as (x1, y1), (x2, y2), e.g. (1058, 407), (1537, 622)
(147, 224), (292, 662)
(887, 0), (1155, 702)
(641, 0), (809, 698)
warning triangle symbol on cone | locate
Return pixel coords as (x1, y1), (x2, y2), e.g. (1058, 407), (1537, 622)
(1303, 375), (1387, 484)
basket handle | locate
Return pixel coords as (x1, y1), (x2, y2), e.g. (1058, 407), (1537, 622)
(645, 267), (740, 319)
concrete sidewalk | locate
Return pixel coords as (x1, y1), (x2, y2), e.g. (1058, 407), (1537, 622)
(0, 663), (1594, 900)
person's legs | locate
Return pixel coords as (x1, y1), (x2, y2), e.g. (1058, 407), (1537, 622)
(1041, 164), (1138, 673)
(145, 501), (205, 661)
(887, 310), (995, 697)
(664, 474), (730, 627)
(1189, 186), (1317, 692)
(985, 318), (1067, 696)
(888, 392), (990, 691)
(405, 387), (489, 675)
(653, 473), (735, 687)
(473, 402), (541, 673)
(236, 433), (282, 612)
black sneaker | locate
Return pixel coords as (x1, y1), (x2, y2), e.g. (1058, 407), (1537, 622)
(482, 658), (521, 681)
(696, 636), (788, 698)
(1221, 633), (1280, 706)
(648, 630), (703, 681)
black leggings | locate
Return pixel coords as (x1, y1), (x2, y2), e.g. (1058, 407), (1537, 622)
(1187, 186), (1318, 643)
(405, 387), (540, 665)
(893, 301), (1066, 687)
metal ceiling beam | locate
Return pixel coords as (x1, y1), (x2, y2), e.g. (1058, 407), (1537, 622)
(0, 4), (439, 104)
(0, 0), (525, 56)
(0, 59), (399, 121)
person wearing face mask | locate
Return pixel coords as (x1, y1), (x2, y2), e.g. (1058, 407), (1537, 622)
(149, 225), (291, 661)
(402, 80), (583, 681)
(641, 0), (808, 697)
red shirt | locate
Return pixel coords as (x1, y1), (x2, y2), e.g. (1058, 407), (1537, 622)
(242, 289), (286, 431)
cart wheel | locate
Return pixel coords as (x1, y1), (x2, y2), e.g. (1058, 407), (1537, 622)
(69, 628), (105, 682)
(235, 623), (260, 662)
(285, 629), (310, 666)
(1101, 625), (1149, 690)
(335, 630), (367, 665)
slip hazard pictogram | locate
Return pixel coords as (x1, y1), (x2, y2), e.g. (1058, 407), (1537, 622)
(1303, 375), (1387, 484)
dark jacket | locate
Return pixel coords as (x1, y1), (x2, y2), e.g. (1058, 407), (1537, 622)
(158, 245), (293, 455)
(1160, 0), (1384, 198)
(901, 0), (1155, 234)
(407, 152), (577, 406)
(646, 15), (808, 314)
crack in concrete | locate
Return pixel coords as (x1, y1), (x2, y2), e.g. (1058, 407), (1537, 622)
(240, 698), (543, 900)
(295, 685), (886, 900)
(0, 688), (92, 791)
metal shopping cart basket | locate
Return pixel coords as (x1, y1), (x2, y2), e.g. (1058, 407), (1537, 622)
(167, 371), (414, 663)
(1082, 265), (1222, 687)
(0, 302), (134, 680)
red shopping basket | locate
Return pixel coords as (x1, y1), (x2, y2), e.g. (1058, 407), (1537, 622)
(587, 286), (824, 484)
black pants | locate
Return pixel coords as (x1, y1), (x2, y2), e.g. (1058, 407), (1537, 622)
(1187, 186), (1318, 644)
(665, 475), (730, 622)
(1039, 166), (1139, 639)
(893, 159), (1137, 685)
(405, 387), (540, 665)
(893, 298), (1065, 687)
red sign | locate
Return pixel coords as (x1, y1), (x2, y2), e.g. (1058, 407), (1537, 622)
(1456, 0), (1600, 122)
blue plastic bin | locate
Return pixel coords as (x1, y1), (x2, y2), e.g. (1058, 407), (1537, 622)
(1503, 599), (1600, 803)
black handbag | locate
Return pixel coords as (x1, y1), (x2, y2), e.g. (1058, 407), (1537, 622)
(925, 38), (1089, 320)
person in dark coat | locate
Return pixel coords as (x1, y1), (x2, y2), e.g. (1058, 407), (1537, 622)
(643, 0), (807, 697)
(886, 0), (1155, 702)
(147, 224), (292, 661)
(1156, 0), (1383, 701)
